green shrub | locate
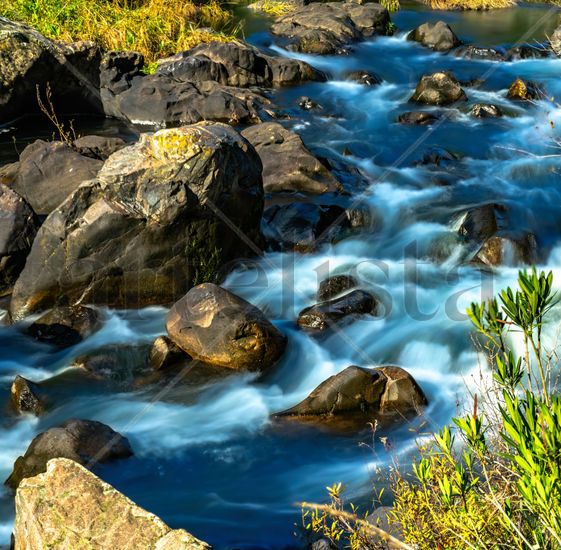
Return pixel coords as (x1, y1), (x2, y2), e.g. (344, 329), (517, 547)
(303, 268), (561, 549)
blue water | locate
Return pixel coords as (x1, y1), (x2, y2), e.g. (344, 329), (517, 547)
(3, 3), (561, 548)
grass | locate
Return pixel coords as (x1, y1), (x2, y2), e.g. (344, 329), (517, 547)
(0, 0), (239, 62)
(423, 0), (514, 9)
(303, 268), (561, 549)
(246, 0), (295, 17)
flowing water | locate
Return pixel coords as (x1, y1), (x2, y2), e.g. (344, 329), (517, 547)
(3, 3), (561, 548)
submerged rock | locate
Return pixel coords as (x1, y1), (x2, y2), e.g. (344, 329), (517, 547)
(507, 78), (545, 101)
(345, 70), (383, 86)
(297, 289), (377, 330)
(166, 283), (287, 373)
(507, 45), (550, 60)
(458, 203), (506, 242)
(474, 233), (537, 267)
(10, 123), (263, 320)
(470, 103), (503, 118)
(317, 274), (358, 301)
(413, 147), (458, 167)
(407, 21), (461, 52)
(0, 18), (102, 122)
(453, 45), (506, 61)
(5, 419), (133, 490)
(241, 122), (341, 195)
(156, 40), (325, 88)
(398, 111), (442, 125)
(275, 365), (427, 427)
(10, 375), (46, 416)
(271, 2), (390, 54)
(13, 458), (210, 550)
(410, 71), (467, 106)
(0, 186), (38, 296)
(26, 306), (101, 348)
(11, 140), (103, 216)
(298, 96), (320, 111)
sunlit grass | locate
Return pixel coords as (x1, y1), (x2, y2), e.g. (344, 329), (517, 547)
(0, 0), (239, 61)
(424, 0), (514, 8)
(246, 0), (295, 17)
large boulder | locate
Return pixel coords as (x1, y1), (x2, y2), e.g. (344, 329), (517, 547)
(407, 21), (461, 52)
(156, 40), (326, 87)
(241, 122), (341, 195)
(13, 458), (210, 550)
(297, 289), (377, 330)
(410, 72), (467, 106)
(26, 305), (101, 348)
(0, 186), (38, 296)
(5, 419), (133, 490)
(276, 365), (427, 427)
(0, 18), (102, 122)
(271, 2), (390, 54)
(9, 123), (263, 320)
(166, 283), (287, 372)
(106, 74), (270, 126)
(10, 140), (103, 215)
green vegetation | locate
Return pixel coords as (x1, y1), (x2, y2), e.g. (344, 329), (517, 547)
(246, 0), (295, 17)
(423, 0), (514, 9)
(304, 268), (561, 549)
(380, 0), (400, 13)
(0, 0), (239, 62)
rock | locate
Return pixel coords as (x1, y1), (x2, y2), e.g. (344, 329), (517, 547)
(376, 365), (427, 414)
(474, 233), (537, 266)
(507, 78), (545, 101)
(10, 140), (103, 216)
(0, 162), (19, 185)
(9, 123), (263, 320)
(276, 365), (427, 424)
(150, 336), (190, 370)
(458, 203), (506, 242)
(271, 2), (390, 54)
(5, 419), (133, 490)
(13, 458), (210, 550)
(345, 70), (382, 85)
(470, 103), (503, 118)
(72, 135), (128, 160)
(0, 18), (102, 122)
(507, 45), (550, 60)
(103, 73), (269, 126)
(297, 289), (377, 330)
(166, 283), (287, 372)
(262, 202), (350, 251)
(413, 147), (458, 167)
(311, 540), (334, 550)
(0, 186), (38, 296)
(298, 96), (320, 110)
(26, 306), (101, 348)
(550, 25), (561, 57)
(410, 72), (467, 106)
(156, 40), (326, 87)
(317, 274), (358, 301)
(398, 111), (442, 125)
(453, 45), (506, 61)
(10, 376), (45, 416)
(407, 21), (461, 52)
(241, 122), (341, 194)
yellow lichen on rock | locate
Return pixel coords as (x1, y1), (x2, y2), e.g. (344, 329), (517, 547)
(151, 128), (203, 162)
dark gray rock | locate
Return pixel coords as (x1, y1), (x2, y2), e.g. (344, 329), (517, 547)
(271, 2), (390, 54)
(241, 122), (341, 195)
(156, 40), (326, 87)
(11, 140), (103, 215)
(398, 111), (441, 125)
(72, 135), (128, 160)
(0, 186), (38, 296)
(410, 72), (467, 106)
(470, 103), (503, 118)
(297, 289), (377, 330)
(507, 45), (550, 60)
(407, 21), (461, 52)
(453, 45), (506, 61)
(5, 419), (133, 490)
(150, 336), (189, 370)
(166, 283), (287, 372)
(298, 96), (320, 111)
(413, 147), (458, 167)
(9, 123), (263, 320)
(345, 70), (382, 85)
(317, 274), (358, 301)
(26, 306), (101, 348)
(10, 375), (46, 416)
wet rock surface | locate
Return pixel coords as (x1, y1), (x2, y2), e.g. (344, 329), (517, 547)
(166, 283), (287, 372)
(150, 335), (190, 370)
(5, 419), (133, 490)
(317, 275), (358, 301)
(408, 20), (461, 52)
(10, 375), (46, 416)
(242, 122), (341, 194)
(398, 110), (443, 125)
(13, 458), (210, 550)
(507, 78), (545, 101)
(410, 71), (467, 106)
(470, 103), (503, 118)
(9, 123), (263, 320)
(271, 2), (390, 54)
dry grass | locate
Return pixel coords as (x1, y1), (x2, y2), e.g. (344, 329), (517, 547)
(424, 0), (514, 9)
(246, 0), (295, 17)
(0, 0), (239, 61)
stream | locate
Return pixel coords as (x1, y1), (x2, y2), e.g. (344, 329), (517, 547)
(3, 2), (561, 548)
